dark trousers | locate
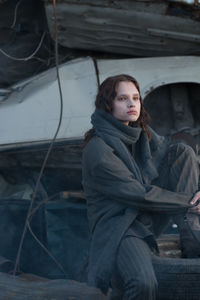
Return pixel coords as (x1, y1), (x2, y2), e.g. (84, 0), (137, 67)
(111, 143), (199, 300)
(111, 236), (158, 300)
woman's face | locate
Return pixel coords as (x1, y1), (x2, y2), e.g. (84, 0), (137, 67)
(112, 81), (141, 125)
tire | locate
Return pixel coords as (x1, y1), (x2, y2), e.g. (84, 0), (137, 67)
(153, 252), (200, 300)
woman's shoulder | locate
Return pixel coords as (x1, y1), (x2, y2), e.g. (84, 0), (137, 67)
(84, 136), (112, 154)
(83, 136), (114, 163)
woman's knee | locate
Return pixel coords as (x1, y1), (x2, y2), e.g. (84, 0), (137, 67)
(137, 273), (158, 295)
(167, 142), (198, 173)
(124, 274), (158, 298)
(169, 142), (196, 159)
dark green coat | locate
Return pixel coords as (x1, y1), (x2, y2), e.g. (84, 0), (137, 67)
(82, 109), (190, 293)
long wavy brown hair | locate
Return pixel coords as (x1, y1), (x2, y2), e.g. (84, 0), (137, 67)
(83, 74), (151, 146)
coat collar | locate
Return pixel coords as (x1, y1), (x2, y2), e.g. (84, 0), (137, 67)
(91, 109), (142, 146)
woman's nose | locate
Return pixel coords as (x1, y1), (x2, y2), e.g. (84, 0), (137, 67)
(127, 98), (135, 107)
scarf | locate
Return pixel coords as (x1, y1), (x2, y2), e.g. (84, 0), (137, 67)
(91, 109), (162, 184)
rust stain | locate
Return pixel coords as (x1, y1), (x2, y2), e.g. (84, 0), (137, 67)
(145, 86), (155, 95)
(166, 1), (200, 21)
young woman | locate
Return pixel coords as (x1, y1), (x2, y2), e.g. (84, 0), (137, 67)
(82, 74), (200, 300)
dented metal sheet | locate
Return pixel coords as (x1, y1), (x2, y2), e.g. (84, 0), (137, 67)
(0, 57), (97, 146)
(45, 0), (200, 56)
(97, 56), (200, 97)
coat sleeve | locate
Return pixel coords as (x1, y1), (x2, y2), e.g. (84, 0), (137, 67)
(84, 139), (191, 213)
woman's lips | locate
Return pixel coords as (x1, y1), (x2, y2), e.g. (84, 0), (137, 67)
(127, 110), (137, 115)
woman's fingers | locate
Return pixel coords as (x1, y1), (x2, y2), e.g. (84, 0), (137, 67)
(190, 191), (200, 205)
(188, 191), (200, 214)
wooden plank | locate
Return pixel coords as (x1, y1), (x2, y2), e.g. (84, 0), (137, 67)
(157, 234), (182, 258)
(0, 272), (109, 300)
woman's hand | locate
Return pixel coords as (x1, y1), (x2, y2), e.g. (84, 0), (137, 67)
(188, 191), (200, 214)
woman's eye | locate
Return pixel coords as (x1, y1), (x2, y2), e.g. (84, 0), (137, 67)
(118, 97), (127, 101)
(133, 97), (139, 101)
